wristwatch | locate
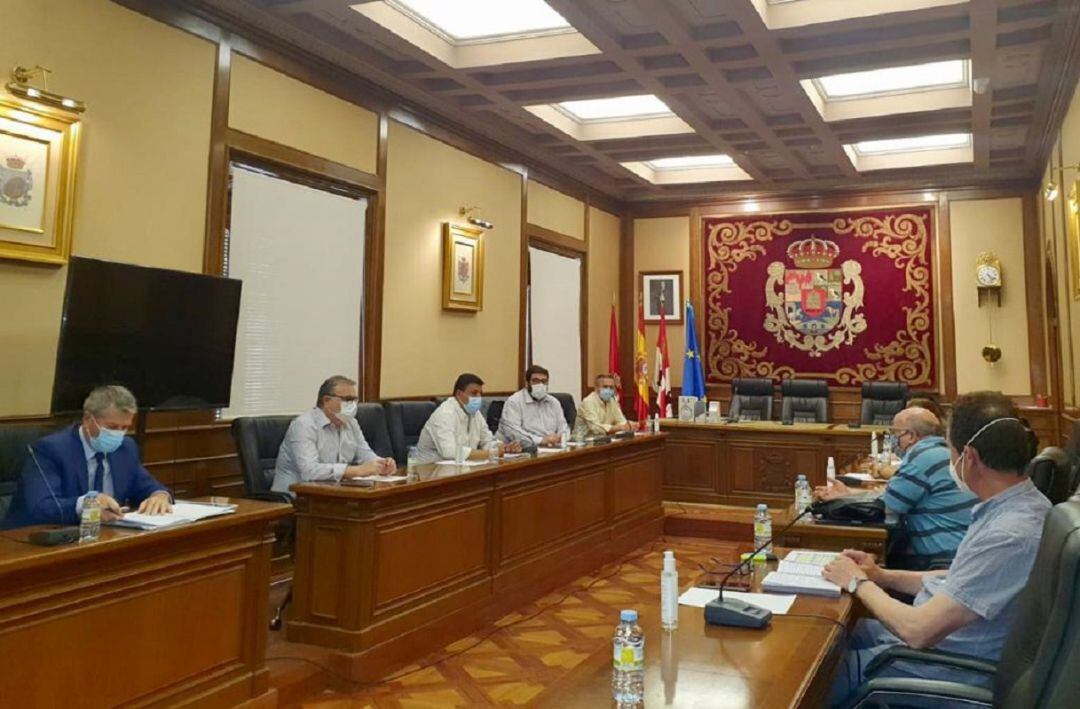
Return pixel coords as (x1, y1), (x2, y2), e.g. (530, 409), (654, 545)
(847, 576), (871, 594)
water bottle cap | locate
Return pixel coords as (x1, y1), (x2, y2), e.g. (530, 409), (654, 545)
(756, 503), (767, 511)
(796, 474), (806, 481)
(620, 609), (638, 623)
(85, 490), (98, 498)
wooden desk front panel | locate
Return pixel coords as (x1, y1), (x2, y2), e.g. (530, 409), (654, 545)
(0, 502), (286, 709)
(662, 422), (879, 506)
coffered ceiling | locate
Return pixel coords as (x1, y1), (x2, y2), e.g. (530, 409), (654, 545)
(175, 0), (1080, 204)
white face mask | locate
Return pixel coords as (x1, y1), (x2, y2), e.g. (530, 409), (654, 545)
(338, 400), (358, 418)
(530, 383), (548, 400)
(949, 455), (971, 493)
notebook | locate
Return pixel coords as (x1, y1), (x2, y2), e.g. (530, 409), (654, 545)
(107, 500), (236, 530)
(761, 550), (842, 598)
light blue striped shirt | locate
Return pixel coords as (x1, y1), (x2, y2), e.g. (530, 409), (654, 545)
(884, 435), (977, 556)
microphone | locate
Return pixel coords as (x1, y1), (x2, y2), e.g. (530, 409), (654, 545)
(27, 444), (66, 525)
(704, 506), (814, 629)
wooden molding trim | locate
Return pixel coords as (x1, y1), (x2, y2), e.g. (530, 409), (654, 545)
(519, 174), (530, 373)
(525, 223), (588, 255)
(581, 197), (591, 400)
(225, 129), (382, 192)
(618, 213), (635, 409)
(936, 195), (958, 399)
(203, 40), (231, 276)
(363, 113), (390, 401)
(1022, 191), (1050, 403)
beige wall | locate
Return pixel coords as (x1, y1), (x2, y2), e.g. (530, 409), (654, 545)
(0, 0), (215, 415)
(381, 121), (522, 397)
(949, 198), (1032, 395)
(634, 217), (690, 385)
(229, 54), (379, 174)
(527, 181), (585, 240)
(587, 207), (621, 382)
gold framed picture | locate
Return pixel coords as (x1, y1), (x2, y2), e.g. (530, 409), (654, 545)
(1068, 180), (1080, 300)
(0, 97), (81, 265)
(443, 222), (484, 312)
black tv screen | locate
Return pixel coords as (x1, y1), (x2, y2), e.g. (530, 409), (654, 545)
(51, 257), (242, 414)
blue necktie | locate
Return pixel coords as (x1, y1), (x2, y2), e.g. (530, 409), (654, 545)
(92, 452), (105, 492)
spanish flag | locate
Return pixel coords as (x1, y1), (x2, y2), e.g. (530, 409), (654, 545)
(634, 293), (649, 425)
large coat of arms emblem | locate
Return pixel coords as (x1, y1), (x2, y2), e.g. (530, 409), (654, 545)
(763, 237), (866, 357)
(0, 155), (33, 208)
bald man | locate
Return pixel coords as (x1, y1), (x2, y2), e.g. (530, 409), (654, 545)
(817, 407), (977, 568)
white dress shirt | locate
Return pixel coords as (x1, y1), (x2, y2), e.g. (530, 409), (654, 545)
(497, 388), (569, 444)
(271, 407), (379, 497)
(415, 397), (494, 463)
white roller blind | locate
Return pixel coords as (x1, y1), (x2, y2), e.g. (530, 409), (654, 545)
(224, 165), (367, 417)
(528, 247), (582, 402)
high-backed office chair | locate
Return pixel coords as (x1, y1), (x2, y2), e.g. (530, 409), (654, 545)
(385, 400), (437, 465)
(729, 378), (774, 421)
(1028, 447), (1075, 505)
(484, 398), (506, 434)
(0, 424), (61, 525)
(551, 392), (577, 430)
(844, 499), (1080, 708)
(860, 382), (909, 425)
(230, 415), (295, 630)
(780, 379), (829, 424)
(355, 403), (395, 459)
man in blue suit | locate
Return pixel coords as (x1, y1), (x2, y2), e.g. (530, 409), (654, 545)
(4, 385), (172, 528)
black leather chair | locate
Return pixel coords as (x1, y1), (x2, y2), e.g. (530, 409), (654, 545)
(844, 498), (1080, 708)
(0, 424), (61, 525)
(729, 378), (774, 421)
(860, 382), (909, 425)
(1028, 447), (1075, 505)
(230, 415), (295, 630)
(551, 392), (577, 430)
(355, 403), (395, 459)
(385, 400), (436, 465)
(780, 379), (829, 424)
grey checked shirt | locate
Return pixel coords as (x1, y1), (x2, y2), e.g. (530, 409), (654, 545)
(271, 408), (379, 497)
(497, 389), (569, 445)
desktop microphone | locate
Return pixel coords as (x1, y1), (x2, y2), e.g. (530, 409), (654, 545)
(26, 444), (80, 546)
(27, 444), (66, 524)
(704, 506), (814, 629)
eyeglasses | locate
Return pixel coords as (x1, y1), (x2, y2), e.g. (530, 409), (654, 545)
(528, 378), (549, 385)
(329, 394), (359, 403)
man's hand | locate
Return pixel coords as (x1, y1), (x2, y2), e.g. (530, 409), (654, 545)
(97, 493), (124, 522)
(345, 460), (382, 478)
(822, 555), (867, 591)
(813, 480), (851, 501)
(376, 457), (397, 475)
(138, 492), (173, 516)
(611, 423), (631, 433)
(504, 441), (523, 454)
(539, 434), (561, 447)
(841, 548), (884, 584)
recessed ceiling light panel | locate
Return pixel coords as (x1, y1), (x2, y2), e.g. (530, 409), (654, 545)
(851, 132), (971, 156)
(815, 60), (969, 100)
(389, 0), (571, 43)
(645, 154), (735, 170)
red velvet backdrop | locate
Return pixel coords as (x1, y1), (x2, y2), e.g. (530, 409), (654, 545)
(702, 206), (936, 388)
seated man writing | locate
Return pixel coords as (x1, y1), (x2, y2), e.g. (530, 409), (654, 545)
(4, 385), (172, 528)
(822, 391), (1049, 706)
(572, 374), (631, 439)
(414, 373), (522, 464)
(816, 407), (976, 568)
(498, 364), (569, 448)
(272, 375), (396, 498)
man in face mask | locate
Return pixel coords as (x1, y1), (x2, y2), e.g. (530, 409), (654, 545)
(572, 374), (631, 440)
(498, 365), (569, 448)
(415, 373), (523, 464)
(821, 391), (1050, 706)
(4, 385), (172, 528)
(815, 407), (976, 569)
(272, 375), (396, 498)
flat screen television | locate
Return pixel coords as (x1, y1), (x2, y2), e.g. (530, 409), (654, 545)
(51, 257), (242, 414)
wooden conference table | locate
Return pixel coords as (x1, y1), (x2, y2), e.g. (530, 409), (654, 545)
(0, 498), (290, 709)
(661, 419), (887, 506)
(288, 432), (667, 681)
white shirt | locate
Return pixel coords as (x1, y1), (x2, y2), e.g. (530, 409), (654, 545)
(271, 407), (379, 497)
(497, 389), (569, 444)
(415, 397), (494, 463)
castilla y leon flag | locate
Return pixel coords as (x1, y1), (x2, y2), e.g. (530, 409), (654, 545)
(634, 294), (649, 425)
(653, 296), (672, 418)
(608, 300), (621, 399)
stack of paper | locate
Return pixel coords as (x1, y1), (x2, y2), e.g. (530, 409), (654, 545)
(107, 500), (236, 530)
(678, 587), (796, 614)
(761, 550), (842, 598)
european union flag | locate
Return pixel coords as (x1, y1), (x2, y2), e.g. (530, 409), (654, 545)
(683, 301), (706, 399)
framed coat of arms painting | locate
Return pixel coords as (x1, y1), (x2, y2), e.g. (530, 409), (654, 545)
(0, 97), (81, 265)
(443, 222), (485, 312)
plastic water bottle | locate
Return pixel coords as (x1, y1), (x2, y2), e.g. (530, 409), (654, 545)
(406, 445), (419, 470)
(660, 550), (678, 631)
(826, 456), (837, 484)
(79, 491), (101, 543)
(795, 474), (813, 517)
(612, 609), (645, 706)
(753, 504), (773, 554)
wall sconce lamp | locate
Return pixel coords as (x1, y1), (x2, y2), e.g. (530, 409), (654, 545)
(459, 206), (494, 230)
(6, 65), (86, 113)
(1044, 163), (1080, 202)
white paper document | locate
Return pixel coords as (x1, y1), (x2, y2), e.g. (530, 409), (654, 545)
(784, 550), (840, 566)
(435, 460), (490, 467)
(678, 586), (796, 615)
(352, 474), (409, 482)
(762, 572), (841, 598)
(107, 500), (236, 530)
(536, 447), (567, 454)
(842, 472), (878, 482)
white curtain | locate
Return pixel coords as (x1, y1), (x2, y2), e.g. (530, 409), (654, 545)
(224, 164), (367, 417)
(528, 247), (583, 402)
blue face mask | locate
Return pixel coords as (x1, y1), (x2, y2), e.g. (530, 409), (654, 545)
(464, 396), (483, 415)
(90, 419), (125, 454)
(599, 387), (615, 402)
